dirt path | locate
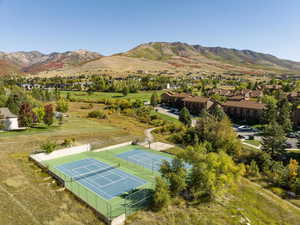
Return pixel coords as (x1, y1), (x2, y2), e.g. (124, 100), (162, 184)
(144, 127), (155, 142)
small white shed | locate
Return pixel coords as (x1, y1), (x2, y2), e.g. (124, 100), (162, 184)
(0, 108), (19, 131)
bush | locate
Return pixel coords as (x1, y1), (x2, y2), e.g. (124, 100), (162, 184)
(132, 138), (141, 145)
(87, 110), (107, 119)
(153, 177), (170, 211)
(61, 138), (75, 147)
(41, 140), (57, 153)
(270, 187), (285, 197)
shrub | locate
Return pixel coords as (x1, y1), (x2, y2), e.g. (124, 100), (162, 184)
(61, 138), (75, 147)
(270, 187), (285, 197)
(87, 110), (107, 119)
(41, 140), (57, 153)
(153, 177), (170, 211)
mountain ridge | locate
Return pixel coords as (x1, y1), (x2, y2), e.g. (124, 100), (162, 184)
(1, 42), (300, 76)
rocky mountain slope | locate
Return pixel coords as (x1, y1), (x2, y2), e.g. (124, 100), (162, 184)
(0, 50), (102, 75)
(1, 42), (300, 77)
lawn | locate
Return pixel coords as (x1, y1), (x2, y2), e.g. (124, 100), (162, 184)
(61, 90), (164, 103)
(244, 139), (261, 147)
(152, 111), (180, 124)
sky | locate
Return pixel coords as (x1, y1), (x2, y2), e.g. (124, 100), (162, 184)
(0, 0), (299, 61)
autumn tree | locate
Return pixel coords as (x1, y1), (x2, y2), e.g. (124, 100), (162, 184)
(43, 104), (54, 126)
(188, 151), (244, 201)
(32, 107), (45, 124)
(18, 102), (35, 127)
(56, 98), (69, 113)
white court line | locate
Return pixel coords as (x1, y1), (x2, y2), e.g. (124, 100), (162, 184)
(62, 158), (146, 199)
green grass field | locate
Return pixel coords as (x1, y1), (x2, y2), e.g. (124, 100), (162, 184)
(244, 140), (261, 147)
(42, 145), (173, 219)
(61, 91), (164, 103)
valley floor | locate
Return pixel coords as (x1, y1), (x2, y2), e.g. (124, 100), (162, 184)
(0, 102), (300, 225)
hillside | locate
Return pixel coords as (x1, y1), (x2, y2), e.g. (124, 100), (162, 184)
(122, 42), (300, 73)
(1, 42), (300, 77)
(127, 178), (300, 225)
(0, 50), (102, 75)
(0, 60), (22, 76)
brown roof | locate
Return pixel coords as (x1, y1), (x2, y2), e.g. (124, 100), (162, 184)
(183, 96), (210, 103)
(0, 108), (17, 118)
(162, 92), (191, 98)
(222, 101), (265, 110)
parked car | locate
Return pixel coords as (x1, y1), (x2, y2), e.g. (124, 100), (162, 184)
(238, 125), (253, 132)
(284, 142), (292, 149)
(287, 132), (298, 138)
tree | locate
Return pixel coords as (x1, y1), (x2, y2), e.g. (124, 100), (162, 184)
(32, 107), (45, 124)
(261, 121), (287, 161)
(179, 107), (191, 127)
(18, 102), (35, 127)
(43, 104), (54, 126)
(210, 105), (226, 121)
(160, 158), (187, 196)
(56, 98), (69, 113)
(263, 102), (277, 124)
(246, 160), (260, 177)
(150, 92), (159, 107)
(188, 152), (244, 201)
(153, 177), (170, 211)
(277, 98), (292, 133)
(122, 86), (129, 96)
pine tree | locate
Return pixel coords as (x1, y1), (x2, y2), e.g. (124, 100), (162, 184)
(150, 92), (159, 107)
(261, 121), (287, 161)
(179, 107), (191, 127)
(277, 98), (292, 133)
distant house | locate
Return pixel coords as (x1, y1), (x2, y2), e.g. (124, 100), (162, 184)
(0, 108), (19, 131)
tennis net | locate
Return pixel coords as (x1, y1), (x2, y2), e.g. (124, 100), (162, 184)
(65, 163), (120, 182)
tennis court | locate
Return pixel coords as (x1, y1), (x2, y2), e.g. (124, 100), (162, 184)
(117, 149), (173, 171)
(56, 158), (147, 200)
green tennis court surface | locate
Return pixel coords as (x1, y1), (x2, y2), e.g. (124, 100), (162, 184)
(42, 144), (173, 220)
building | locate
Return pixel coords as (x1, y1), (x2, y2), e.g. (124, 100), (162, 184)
(0, 108), (19, 130)
(182, 96), (214, 115)
(222, 101), (265, 123)
(160, 92), (191, 108)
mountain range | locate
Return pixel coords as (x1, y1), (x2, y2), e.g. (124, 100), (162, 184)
(1, 42), (300, 77)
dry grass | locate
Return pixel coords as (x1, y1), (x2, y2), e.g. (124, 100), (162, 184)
(0, 102), (148, 225)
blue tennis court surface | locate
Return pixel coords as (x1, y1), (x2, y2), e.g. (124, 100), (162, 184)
(117, 149), (173, 171)
(56, 158), (147, 200)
